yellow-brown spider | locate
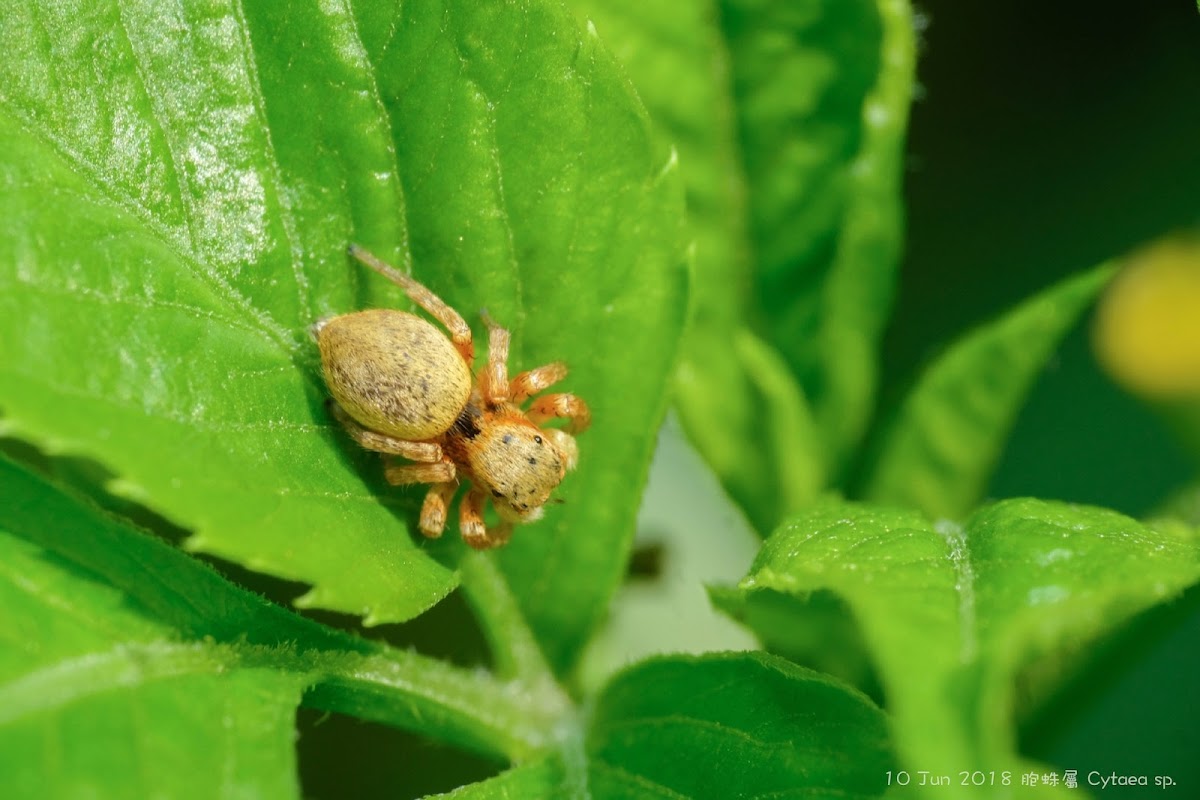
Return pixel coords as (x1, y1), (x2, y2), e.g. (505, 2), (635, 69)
(313, 245), (590, 549)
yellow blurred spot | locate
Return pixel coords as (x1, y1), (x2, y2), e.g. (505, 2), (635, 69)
(1094, 237), (1200, 398)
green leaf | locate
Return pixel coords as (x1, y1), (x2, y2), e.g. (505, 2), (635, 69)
(707, 585), (881, 696)
(859, 264), (1117, 519)
(0, 453), (362, 651)
(8, 456), (905, 798)
(0, 0), (685, 654)
(676, 324), (825, 535)
(0, 454), (570, 763)
(587, 652), (893, 799)
(730, 330), (825, 530)
(354, 0), (686, 670)
(0, 0), (453, 624)
(679, 327), (825, 536)
(718, 499), (1200, 796)
(567, 0), (916, 531)
(423, 759), (567, 800)
(733, 0), (916, 472)
(563, 1), (821, 535)
(431, 652), (893, 799)
(0, 531), (308, 800)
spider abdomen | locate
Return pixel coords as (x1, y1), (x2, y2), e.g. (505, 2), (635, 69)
(317, 309), (471, 441)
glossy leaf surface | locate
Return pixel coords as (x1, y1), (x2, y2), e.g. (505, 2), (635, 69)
(0, 0), (685, 658)
(587, 652), (892, 799)
(716, 500), (1200, 796)
(0, 454), (570, 765)
(566, 0), (916, 531)
(0, 530), (307, 799)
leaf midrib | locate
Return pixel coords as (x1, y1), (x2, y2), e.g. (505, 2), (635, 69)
(0, 641), (238, 725)
(935, 518), (979, 664)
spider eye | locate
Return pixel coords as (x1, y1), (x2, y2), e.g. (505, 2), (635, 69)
(534, 435), (543, 444)
(491, 489), (503, 498)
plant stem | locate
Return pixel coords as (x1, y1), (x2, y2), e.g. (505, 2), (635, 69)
(301, 645), (566, 762)
(297, 552), (576, 763)
(458, 550), (562, 692)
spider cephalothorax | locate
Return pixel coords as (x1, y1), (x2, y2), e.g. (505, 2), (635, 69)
(313, 245), (590, 549)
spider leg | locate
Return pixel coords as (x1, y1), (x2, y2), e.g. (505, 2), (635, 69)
(459, 486), (489, 549)
(479, 311), (511, 406)
(458, 488), (513, 549)
(331, 402), (442, 461)
(418, 480), (460, 538)
(510, 362), (568, 404)
(486, 521), (515, 548)
(348, 244), (475, 366)
(543, 429), (579, 472)
(383, 459), (456, 486)
(527, 393), (591, 434)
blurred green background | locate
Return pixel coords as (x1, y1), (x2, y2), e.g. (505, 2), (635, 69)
(889, 1), (1199, 513)
(884, 0), (1200, 793)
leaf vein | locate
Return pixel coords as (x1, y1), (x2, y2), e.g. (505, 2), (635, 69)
(587, 761), (691, 800)
(0, 96), (292, 349)
(0, 641), (232, 725)
(228, 0), (311, 320)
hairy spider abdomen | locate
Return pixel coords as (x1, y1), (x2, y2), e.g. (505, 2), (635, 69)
(317, 309), (471, 441)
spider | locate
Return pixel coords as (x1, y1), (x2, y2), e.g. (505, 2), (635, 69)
(313, 245), (591, 550)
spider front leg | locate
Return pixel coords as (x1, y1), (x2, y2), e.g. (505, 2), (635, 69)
(476, 315), (572, 408)
(526, 393), (589, 472)
(478, 312), (512, 406)
(417, 480), (460, 539)
(382, 459), (455, 486)
(510, 362), (568, 404)
(348, 244), (475, 366)
(384, 461), (457, 538)
(460, 487), (514, 550)
(330, 402), (443, 462)
(528, 393), (591, 434)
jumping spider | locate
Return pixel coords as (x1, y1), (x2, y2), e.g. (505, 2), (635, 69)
(313, 245), (591, 549)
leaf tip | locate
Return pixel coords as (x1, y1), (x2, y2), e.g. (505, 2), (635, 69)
(292, 588), (321, 610)
(106, 475), (151, 504)
(653, 147), (680, 187)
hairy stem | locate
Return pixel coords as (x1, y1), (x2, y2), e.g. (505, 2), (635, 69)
(300, 552), (574, 762)
(301, 645), (565, 762)
(458, 550), (562, 691)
